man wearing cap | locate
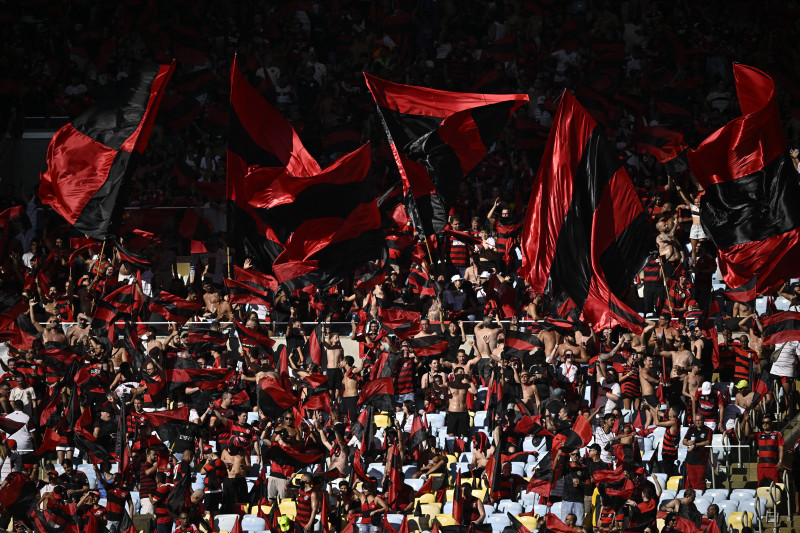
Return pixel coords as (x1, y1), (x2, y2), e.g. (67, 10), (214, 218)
(743, 412), (784, 485)
(693, 381), (724, 431)
(77, 490), (106, 530)
(584, 443), (609, 522)
(443, 275), (477, 321)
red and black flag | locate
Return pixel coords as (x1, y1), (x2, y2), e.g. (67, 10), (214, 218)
(0, 206), (29, 258)
(364, 73), (528, 236)
(385, 445), (404, 509)
(263, 444), (324, 469)
(762, 311), (800, 345)
(226, 265), (277, 305)
(357, 376), (395, 412)
(452, 470), (464, 525)
(376, 298), (421, 340)
(148, 291), (202, 327)
(636, 126), (689, 174)
(233, 316), (275, 349)
(114, 241), (152, 271)
(503, 329), (543, 359)
(406, 414), (429, 450)
(486, 441), (503, 500)
(622, 500), (658, 533)
(244, 143), (384, 291)
(723, 275), (758, 303)
(258, 376), (300, 419)
(167, 470), (192, 518)
(546, 513), (578, 533)
(688, 64), (800, 295)
(39, 62), (175, 239)
(592, 464), (626, 483)
(0, 295), (26, 333)
(406, 334), (448, 358)
(751, 367), (773, 406)
(186, 325), (228, 354)
(407, 262), (436, 298)
(227, 56), (320, 273)
(520, 90), (653, 333)
(515, 415), (552, 437)
(551, 414), (592, 457)
(167, 368), (234, 392)
(178, 207), (212, 243)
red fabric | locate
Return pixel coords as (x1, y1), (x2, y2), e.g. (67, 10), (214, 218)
(685, 463), (706, 491)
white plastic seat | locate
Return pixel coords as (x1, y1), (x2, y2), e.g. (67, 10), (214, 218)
(385, 514), (405, 529)
(510, 463), (525, 476)
(247, 412), (260, 424)
(704, 489), (730, 504)
(473, 411), (488, 428)
(367, 463), (385, 481)
(242, 516), (267, 532)
(693, 498), (711, 515)
(717, 501), (739, 516)
(215, 514), (240, 532)
(504, 502), (524, 516)
(550, 502), (562, 518)
(730, 489), (756, 499)
(405, 478), (425, 492)
(486, 513), (512, 530)
(735, 499), (764, 521)
(427, 413), (445, 429)
(130, 491), (140, 514)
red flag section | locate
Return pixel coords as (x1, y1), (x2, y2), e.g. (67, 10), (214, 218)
(763, 311), (800, 345)
(520, 89), (652, 333)
(688, 64), (800, 294)
(39, 63), (175, 239)
(364, 73), (528, 236)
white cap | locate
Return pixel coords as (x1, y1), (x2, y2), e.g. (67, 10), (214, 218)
(451, 274), (462, 282)
(701, 381), (712, 395)
(479, 271), (491, 279)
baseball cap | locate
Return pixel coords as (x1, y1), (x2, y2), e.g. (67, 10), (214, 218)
(735, 380), (749, 390)
(701, 381), (712, 395)
(479, 271), (491, 279)
(450, 274), (462, 282)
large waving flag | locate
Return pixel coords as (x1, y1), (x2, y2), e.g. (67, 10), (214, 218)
(688, 64), (800, 295)
(39, 62), (175, 239)
(227, 56), (319, 273)
(520, 90), (653, 332)
(364, 73), (528, 235)
(244, 143), (384, 290)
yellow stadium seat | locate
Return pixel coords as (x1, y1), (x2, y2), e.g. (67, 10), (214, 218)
(727, 512), (753, 531)
(417, 493), (436, 504)
(757, 485), (782, 509)
(436, 515), (458, 527)
(657, 519), (665, 531)
(517, 515), (539, 530)
(446, 454), (458, 465)
(420, 503), (443, 517)
(374, 414), (391, 428)
(666, 476), (682, 491)
(472, 489), (487, 501)
(446, 489), (455, 501)
(249, 504), (271, 515)
(279, 501), (297, 520)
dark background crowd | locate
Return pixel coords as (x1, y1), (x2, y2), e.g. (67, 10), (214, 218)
(1, 1), (800, 533)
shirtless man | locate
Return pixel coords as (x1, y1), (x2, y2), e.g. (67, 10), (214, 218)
(647, 315), (679, 350)
(445, 367), (477, 437)
(552, 334), (589, 364)
(142, 326), (165, 356)
(414, 318), (436, 338)
(682, 361), (704, 408)
(473, 315), (503, 358)
(656, 225), (683, 264)
(519, 371), (537, 412)
(421, 359), (447, 390)
(538, 328), (563, 357)
(639, 354), (662, 408)
(221, 444), (248, 511)
(211, 290), (233, 324)
(341, 357), (361, 424)
(316, 418), (350, 476)
(28, 299), (68, 344)
(660, 336), (693, 378)
(443, 348), (482, 375)
(323, 332), (344, 402)
(67, 313), (92, 345)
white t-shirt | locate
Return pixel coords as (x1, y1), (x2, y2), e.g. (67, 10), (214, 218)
(770, 341), (800, 377)
(5, 411), (33, 451)
(596, 380), (621, 415)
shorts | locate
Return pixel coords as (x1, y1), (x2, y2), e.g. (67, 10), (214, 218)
(268, 477), (289, 500)
(642, 394), (659, 407)
(690, 225), (707, 240)
(446, 411), (470, 437)
(326, 368), (343, 392)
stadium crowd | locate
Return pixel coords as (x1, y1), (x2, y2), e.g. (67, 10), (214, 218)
(2, 1), (800, 533)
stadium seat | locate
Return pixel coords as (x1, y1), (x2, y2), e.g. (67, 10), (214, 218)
(550, 502), (562, 518)
(666, 476), (682, 491)
(405, 478), (425, 492)
(534, 504), (549, 517)
(717, 501), (739, 516)
(402, 464), (418, 476)
(385, 514), (405, 529)
(757, 484), (782, 522)
(693, 498), (711, 515)
(428, 413), (446, 429)
(215, 514), (240, 532)
(510, 463), (525, 476)
(241, 516), (267, 532)
(727, 511), (753, 533)
(473, 411), (488, 427)
(247, 412), (260, 424)
(730, 489), (755, 499)
(736, 499), (765, 520)
(436, 515), (458, 527)
(374, 414), (391, 428)
(443, 501), (453, 514)
(278, 501), (296, 520)
(517, 515), (539, 531)
(459, 452), (473, 463)
(704, 489), (730, 504)
(486, 513), (512, 530)
(367, 463), (385, 480)
(417, 493), (436, 504)
(420, 503), (443, 518)
(504, 503), (524, 516)
(659, 490), (677, 503)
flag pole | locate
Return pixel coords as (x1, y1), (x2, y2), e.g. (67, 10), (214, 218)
(227, 245), (232, 278)
(91, 238), (109, 313)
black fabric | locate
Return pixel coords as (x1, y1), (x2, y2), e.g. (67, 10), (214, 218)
(701, 155), (800, 248)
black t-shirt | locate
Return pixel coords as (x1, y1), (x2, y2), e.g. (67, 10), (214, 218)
(173, 423), (199, 454)
(685, 425), (711, 465)
(60, 471), (89, 492)
(563, 463), (588, 502)
(95, 419), (117, 450)
(585, 459), (610, 496)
